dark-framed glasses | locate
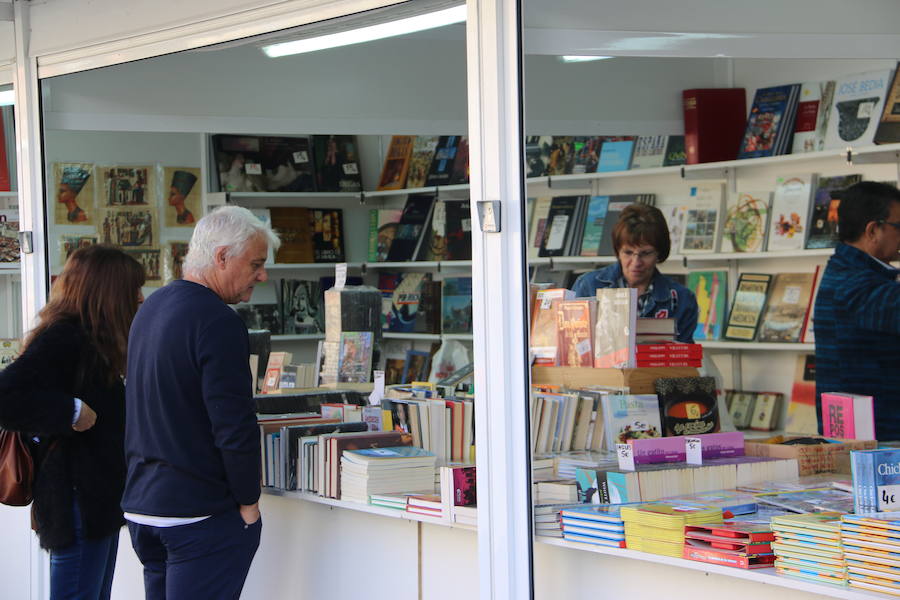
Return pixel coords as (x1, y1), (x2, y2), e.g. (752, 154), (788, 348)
(619, 249), (658, 261)
(878, 220), (900, 231)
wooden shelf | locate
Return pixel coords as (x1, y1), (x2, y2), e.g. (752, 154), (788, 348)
(699, 341), (814, 352)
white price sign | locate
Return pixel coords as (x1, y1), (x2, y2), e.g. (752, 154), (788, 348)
(879, 485), (900, 511)
(616, 443), (635, 471)
(334, 263), (347, 289)
(685, 437), (702, 465)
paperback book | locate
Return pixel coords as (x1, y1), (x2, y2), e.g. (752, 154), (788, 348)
(720, 191), (770, 253)
(805, 174), (863, 249)
(724, 273), (773, 341)
(767, 174), (816, 252)
(687, 270), (727, 341)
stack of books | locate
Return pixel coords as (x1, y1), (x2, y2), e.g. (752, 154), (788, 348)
(771, 512), (846, 587)
(841, 512), (900, 595)
(340, 446), (437, 504)
(620, 503), (723, 557)
(559, 504), (632, 547)
(682, 521), (776, 569)
(534, 503), (581, 538)
(635, 342), (702, 368)
(406, 493), (444, 518)
(533, 479), (579, 504)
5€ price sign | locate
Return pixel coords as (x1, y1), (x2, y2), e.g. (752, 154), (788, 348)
(616, 443), (635, 471)
(685, 437), (702, 465)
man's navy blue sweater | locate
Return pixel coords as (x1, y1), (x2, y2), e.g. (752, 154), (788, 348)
(122, 280), (260, 517)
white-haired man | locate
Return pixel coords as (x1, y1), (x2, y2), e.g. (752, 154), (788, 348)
(122, 206), (280, 598)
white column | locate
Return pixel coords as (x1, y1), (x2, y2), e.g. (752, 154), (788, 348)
(13, 2), (50, 597)
(466, 0), (532, 598)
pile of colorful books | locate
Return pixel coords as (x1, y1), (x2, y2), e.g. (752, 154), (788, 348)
(841, 512), (900, 595)
(620, 503), (722, 557)
(559, 504), (633, 547)
(771, 512), (846, 586)
(682, 521), (775, 569)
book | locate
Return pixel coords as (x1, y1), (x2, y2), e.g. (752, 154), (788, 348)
(441, 277), (472, 334)
(748, 392), (783, 431)
(757, 272), (816, 343)
(527, 197), (553, 261)
(448, 136), (470, 184)
(662, 136), (687, 166)
(593, 287), (637, 369)
(680, 184), (725, 253)
(386, 272), (441, 334)
(682, 88), (747, 164)
(571, 136), (602, 173)
(682, 542), (775, 569)
(524, 136), (552, 178)
(596, 137), (635, 172)
(280, 279), (323, 334)
(687, 270), (727, 341)
(875, 63), (900, 144)
(800, 266), (822, 344)
(792, 80), (836, 153)
(595, 194), (656, 256)
(425, 135), (462, 187)
(416, 199), (472, 261)
(312, 135), (362, 192)
(630, 135), (669, 169)
(724, 273), (773, 341)
(259, 136), (317, 193)
(236, 304), (282, 335)
(337, 331), (373, 383)
(627, 431), (744, 464)
(530, 288), (575, 365)
(367, 208), (404, 262)
(386, 194), (436, 261)
(600, 394), (662, 452)
(538, 196), (581, 257)
(767, 174), (816, 251)
(578, 195), (610, 257)
(820, 392), (875, 440)
(212, 134), (267, 192)
(0, 210), (18, 262)
(0, 338), (19, 370)
(729, 392), (757, 429)
(405, 135), (439, 189)
(547, 136), (575, 175)
(401, 349), (431, 384)
(805, 173), (863, 249)
(654, 376), (719, 437)
(851, 449), (900, 513)
(737, 83), (801, 159)
(720, 190), (770, 253)
(556, 299), (595, 367)
(825, 68), (894, 149)
(377, 135), (416, 190)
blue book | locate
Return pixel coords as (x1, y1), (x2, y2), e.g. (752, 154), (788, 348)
(596, 139), (635, 172)
(737, 84), (802, 159)
(851, 448), (900, 512)
(578, 195), (610, 256)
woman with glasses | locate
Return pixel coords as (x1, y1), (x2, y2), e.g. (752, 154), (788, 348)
(571, 203), (698, 343)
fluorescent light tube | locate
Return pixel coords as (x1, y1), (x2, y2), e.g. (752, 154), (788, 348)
(561, 56), (613, 63)
(0, 90), (13, 106)
(263, 5), (466, 57)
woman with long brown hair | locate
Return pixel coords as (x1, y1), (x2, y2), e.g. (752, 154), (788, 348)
(0, 244), (145, 600)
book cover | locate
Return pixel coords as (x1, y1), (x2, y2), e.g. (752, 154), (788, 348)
(401, 349), (431, 384)
(530, 288), (575, 365)
(0, 338), (20, 370)
(377, 135), (416, 190)
(388, 272), (440, 334)
(281, 279), (322, 334)
(596, 137), (636, 173)
(424, 135), (461, 187)
(654, 376), (720, 437)
(748, 392), (782, 431)
(270, 207), (313, 263)
(757, 272), (816, 343)
(313, 134), (362, 192)
(258, 136), (317, 192)
(527, 197), (553, 261)
(628, 431), (743, 464)
(662, 135), (687, 166)
(596, 194), (656, 256)
(212, 135), (266, 192)
(386, 194), (436, 261)
(337, 332), (373, 383)
(448, 136), (470, 185)
(768, 174), (816, 252)
(571, 136), (602, 173)
(556, 299), (595, 367)
(0, 210), (18, 263)
(593, 287), (637, 369)
(547, 136), (575, 175)
(825, 68), (893, 149)
(405, 135), (439, 189)
(631, 135), (669, 169)
(600, 394), (662, 451)
(737, 84), (802, 159)
(875, 63), (900, 144)
(416, 200), (472, 261)
(441, 277), (472, 334)
(720, 190), (770, 253)
(821, 392), (875, 440)
(680, 184), (725, 253)
(805, 173), (863, 249)
(687, 270), (727, 341)
(525, 136), (553, 178)
(236, 304), (282, 335)
(578, 195), (610, 257)
(792, 80), (836, 153)
(538, 196), (580, 257)
(310, 209), (345, 262)
(724, 273), (773, 341)
(682, 88), (747, 164)
(368, 208), (404, 262)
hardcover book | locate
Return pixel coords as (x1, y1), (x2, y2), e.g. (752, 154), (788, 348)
(767, 174), (816, 252)
(600, 394), (662, 452)
(631, 135), (669, 169)
(792, 80), (836, 153)
(377, 135), (416, 190)
(259, 136), (317, 192)
(556, 299), (595, 367)
(875, 63), (900, 144)
(805, 173), (863, 249)
(270, 207), (314, 263)
(0, 210), (18, 262)
(309, 209), (345, 262)
(312, 134), (362, 192)
(821, 392), (875, 440)
(748, 392), (782, 431)
(527, 197), (553, 260)
(425, 135), (462, 187)
(737, 83), (801, 159)
(662, 136), (687, 166)
(596, 137), (636, 172)
(825, 68), (893, 149)
(538, 196), (580, 257)
(337, 331), (373, 383)
(416, 199), (472, 261)
(680, 184), (725, 254)
(593, 287), (637, 369)
(757, 272), (816, 343)
(682, 88), (747, 164)
(654, 376), (720, 437)
(720, 190), (770, 253)
(386, 272), (441, 334)
(212, 135), (266, 192)
(405, 135), (439, 189)
(687, 270), (727, 341)
(724, 273), (773, 341)
(530, 288), (575, 365)
(386, 194), (436, 261)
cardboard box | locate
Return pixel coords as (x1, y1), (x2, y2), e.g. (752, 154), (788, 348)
(744, 435), (877, 475)
(531, 366), (699, 395)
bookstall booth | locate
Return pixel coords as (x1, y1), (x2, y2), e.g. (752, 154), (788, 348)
(4, 0), (900, 599)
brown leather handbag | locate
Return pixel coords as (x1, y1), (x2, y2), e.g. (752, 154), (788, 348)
(0, 429), (34, 506)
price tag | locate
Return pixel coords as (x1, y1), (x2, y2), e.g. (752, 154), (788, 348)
(368, 370), (385, 405)
(244, 162), (262, 175)
(292, 151), (309, 164)
(616, 443), (635, 471)
(334, 263), (347, 289)
(343, 162), (359, 175)
(685, 437), (702, 465)
(879, 485), (900, 511)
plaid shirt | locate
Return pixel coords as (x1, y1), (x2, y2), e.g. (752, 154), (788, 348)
(815, 243), (900, 440)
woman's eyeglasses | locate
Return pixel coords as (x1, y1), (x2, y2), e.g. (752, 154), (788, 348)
(619, 249), (658, 261)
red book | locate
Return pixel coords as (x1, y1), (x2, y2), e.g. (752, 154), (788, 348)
(682, 88), (747, 164)
(636, 343), (702, 354)
(635, 359), (703, 368)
